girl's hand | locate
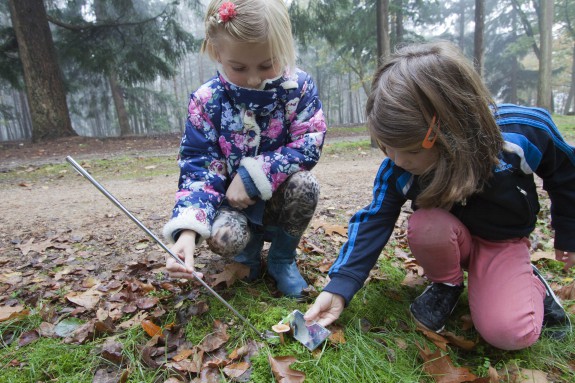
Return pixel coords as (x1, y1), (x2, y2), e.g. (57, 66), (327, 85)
(555, 249), (575, 271)
(166, 230), (203, 279)
(304, 291), (345, 328)
(226, 176), (256, 210)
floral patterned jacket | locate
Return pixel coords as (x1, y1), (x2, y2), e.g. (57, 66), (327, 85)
(163, 69), (327, 243)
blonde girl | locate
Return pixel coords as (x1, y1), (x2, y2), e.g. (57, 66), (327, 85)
(164, 0), (326, 298)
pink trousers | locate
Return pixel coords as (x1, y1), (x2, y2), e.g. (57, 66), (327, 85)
(407, 208), (546, 350)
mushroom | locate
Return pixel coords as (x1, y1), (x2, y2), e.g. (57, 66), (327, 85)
(271, 323), (291, 345)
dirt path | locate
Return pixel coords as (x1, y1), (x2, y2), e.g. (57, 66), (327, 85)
(0, 136), (385, 286)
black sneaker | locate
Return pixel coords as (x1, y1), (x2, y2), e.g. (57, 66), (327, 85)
(532, 265), (572, 340)
(410, 282), (464, 332)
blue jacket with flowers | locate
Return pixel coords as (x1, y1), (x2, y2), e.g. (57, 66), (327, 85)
(163, 69), (326, 243)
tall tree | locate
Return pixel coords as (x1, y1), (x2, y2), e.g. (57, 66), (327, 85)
(474, 0), (485, 76)
(559, 0), (575, 113)
(377, 0), (391, 65)
(51, 0), (198, 136)
(8, 0), (75, 142)
(537, 0), (553, 110)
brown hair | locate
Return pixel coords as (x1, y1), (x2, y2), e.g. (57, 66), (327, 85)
(366, 41), (503, 209)
(201, 0), (296, 75)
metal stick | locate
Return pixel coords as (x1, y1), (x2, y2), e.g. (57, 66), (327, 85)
(65, 156), (268, 339)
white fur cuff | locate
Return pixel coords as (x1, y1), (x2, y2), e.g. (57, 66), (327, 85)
(240, 157), (273, 200)
(162, 208), (211, 244)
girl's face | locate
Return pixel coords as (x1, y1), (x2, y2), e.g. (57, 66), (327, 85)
(215, 35), (282, 89)
(381, 144), (439, 175)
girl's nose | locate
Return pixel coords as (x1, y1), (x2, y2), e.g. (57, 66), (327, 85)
(247, 75), (261, 88)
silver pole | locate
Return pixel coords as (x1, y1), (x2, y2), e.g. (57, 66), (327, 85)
(65, 156), (267, 339)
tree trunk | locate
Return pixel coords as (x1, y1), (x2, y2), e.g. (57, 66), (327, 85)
(474, 0), (485, 77)
(537, 0), (553, 111)
(348, 72), (354, 124)
(394, 0), (404, 44)
(374, 0), (390, 146)
(108, 71), (131, 136)
(564, 43), (575, 114)
(376, 0), (391, 64)
(8, 0), (75, 142)
(458, 0), (466, 51)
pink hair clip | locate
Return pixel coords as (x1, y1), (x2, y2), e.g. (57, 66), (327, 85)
(218, 2), (237, 23)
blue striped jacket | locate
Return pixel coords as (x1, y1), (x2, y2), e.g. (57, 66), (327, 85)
(325, 104), (575, 304)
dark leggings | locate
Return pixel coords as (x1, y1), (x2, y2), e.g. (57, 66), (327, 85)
(207, 171), (319, 257)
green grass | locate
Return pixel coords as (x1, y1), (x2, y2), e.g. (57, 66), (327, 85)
(553, 113), (575, 141)
(0, 155), (176, 188)
(3, 262), (573, 382)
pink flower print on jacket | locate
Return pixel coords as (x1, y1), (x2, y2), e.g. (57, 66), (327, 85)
(188, 86), (213, 127)
(219, 136), (232, 157)
(263, 118), (283, 140)
(195, 209), (207, 224)
(175, 190), (191, 201)
(208, 160), (227, 177)
(271, 172), (289, 189)
(232, 133), (245, 150)
(285, 98), (299, 123)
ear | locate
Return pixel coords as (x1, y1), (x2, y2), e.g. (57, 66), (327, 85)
(205, 40), (220, 62)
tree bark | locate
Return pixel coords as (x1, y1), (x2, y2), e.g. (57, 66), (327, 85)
(8, 0), (75, 142)
(377, 0), (390, 64)
(394, 0), (404, 44)
(374, 0), (390, 146)
(537, 0), (553, 111)
(458, 0), (466, 51)
(108, 70), (131, 136)
(474, 0), (485, 77)
(564, 43), (575, 114)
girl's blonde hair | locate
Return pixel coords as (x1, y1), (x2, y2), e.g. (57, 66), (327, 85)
(366, 41), (503, 209)
(201, 0), (296, 75)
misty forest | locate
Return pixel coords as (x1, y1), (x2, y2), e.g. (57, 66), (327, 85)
(0, 0), (573, 143)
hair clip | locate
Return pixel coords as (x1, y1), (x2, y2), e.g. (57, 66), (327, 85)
(218, 2), (237, 23)
(422, 114), (440, 149)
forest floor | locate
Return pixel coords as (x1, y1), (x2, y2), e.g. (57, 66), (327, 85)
(1, 129), (574, 383)
(0, 128), (382, 308)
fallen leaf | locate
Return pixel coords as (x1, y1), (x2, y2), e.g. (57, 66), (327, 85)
(509, 367), (549, 383)
(172, 348), (194, 362)
(415, 323), (449, 351)
(15, 237), (57, 256)
(400, 271), (427, 288)
(54, 318), (84, 338)
(441, 331), (476, 351)
(66, 290), (101, 310)
(141, 319), (163, 337)
(328, 324), (346, 345)
(136, 297), (159, 310)
(208, 263), (250, 288)
(268, 355), (305, 383)
(531, 251), (555, 262)
(18, 330), (39, 347)
(417, 342), (478, 383)
(313, 220), (348, 237)
(0, 305), (28, 322)
(0, 271), (23, 285)
(201, 320), (229, 352)
(100, 338), (125, 364)
(223, 361), (250, 379)
(558, 282), (575, 301)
